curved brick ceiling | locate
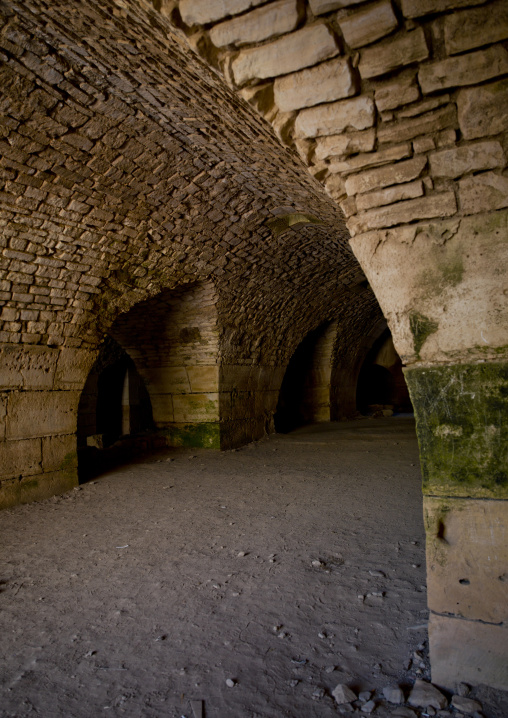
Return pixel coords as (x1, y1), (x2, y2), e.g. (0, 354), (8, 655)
(0, 0), (378, 366)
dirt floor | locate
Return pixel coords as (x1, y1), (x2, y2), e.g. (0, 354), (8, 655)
(1, 418), (507, 718)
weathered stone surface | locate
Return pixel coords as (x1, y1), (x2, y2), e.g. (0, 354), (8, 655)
(356, 180), (423, 212)
(172, 393), (220, 423)
(186, 365), (219, 393)
(1, 438), (42, 478)
(424, 496), (508, 622)
(374, 70), (420, 111)
(359, 28), (428, 79)
(42, 434), (76, 472)
(231, 24), (339, 85)
(6, 391), (80, 440)
(332, 683), (357, 704)
(0, 345), (58, 390)
(429, 141), (505, 178)
(345, 156), (427, 195)
(382, 686), (404, 704)
(459, 172), (508, 215)
(444, 0), (508, 55)
(401, 0), (489, 17)
(451, 695), (483, 713)
(428, 613), (508, 690)
(377, 105), (457, 144)
(348, 192), (457, 234)
(329, 142), (411, 174)
(457, 78), (508, 139)
(180, 0), (266, 26)
(314, 128), (376, 160)
(209, 0), (300, 48)
(0, 469), (77, 510)
(325, 172), (347, 200)
(398, 95), (449, 118)
(338, 0), (398, 49)
(408, 680), (448, 710)
(309, 0), (365, 14)
(295, 96), (375, 138)
(274, 58), (355, 112)
(419, 45), (508, 94)
(413, 136), (435, 153)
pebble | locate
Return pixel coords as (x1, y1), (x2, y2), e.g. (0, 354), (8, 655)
(361, 700), (376, 713)
(312, 688), (325, 699)
(456, 683), (471, 697)
(237, 551), (247, 557)
(359, 691), (371, 701)
(332, 684), (357, 705)
(312, 560), (324, 568)
(325, 665), (336, 673)
(383, 685), (404, 704)
(288, 679), (299, 687)
(369, 570), (385, 577)
(225, 678), (235, 688)
(451, 696), (482, 713)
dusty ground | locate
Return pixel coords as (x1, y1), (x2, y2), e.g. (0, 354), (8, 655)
(1, 418), (507, 718)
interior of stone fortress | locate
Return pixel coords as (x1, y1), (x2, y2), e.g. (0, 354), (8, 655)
(0, 0), (507, 715)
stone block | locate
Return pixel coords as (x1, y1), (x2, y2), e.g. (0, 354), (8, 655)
(348, 192), (457, 234)
(54, 347), (97, 390)
(419, 45), (508, 94)
(0, 438), (41, 478)
(42, 434), (76, 472)
(359, 28), (428, 79)
(231, 24), (339, 86)
(328, 142), (411, 174)
(150, 394), (174, 426)
(210, 0), (300, 47)
(424, 496), (508, 623)
(457, 78), (508, 140)
(163, 422), (220, 449)
(0, 469), (78, 510)
(179, 0), (266, 26)
(374, 70), (420, 111)
(186, 365), (219, 393)
(294, 95), (375, 138)
(146, 366), (191, 393)
(377, 105), (457, 144)
(402, 0), (490, 18)
(172, 393), (220, 423)
(309, 0), (364, 14)
(444, 1), (508, 55)
(325, 173), (347, 200)
(0, 344), (58, 390)
(356, 179), (423, 211)
(345, 156), (427, 195)
(459, 172), (508, 215)
(314, 128), (376, 160)
(6, 391), (79, 440)
(0, 393), (6, 440)
(429, 141), (505, 179)
(338, 0), (398, 49)
(429, 613), (508, 691)
(274, 58), (355, 112)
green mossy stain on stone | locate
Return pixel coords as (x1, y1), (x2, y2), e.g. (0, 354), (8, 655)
(163, 422), (220, 449)
(405, 362), (508, 498)
(409, 312), (438, 357)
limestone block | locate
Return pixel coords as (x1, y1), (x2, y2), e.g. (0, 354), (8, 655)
(338, 0), (398, 49)
(42, 434), (76, 472)
(231, 24), (339, 86)
(374, 70), (420, 112)
(0, 438), (41, 478)
(328, 142), (411, 174)
(0, 393), (6, 440)
(186, 365), (219, 393)
(0, 469), (78, 510)
(457, 78), (508, 140)
(294, 95), (375, 138)
(345, 156), (427, 196)
(0, 345), (58, 390)
(6, 391), (79, 440)
(424, 497), (508, 623)
(429, 613), (508, 691)
(210, 0), (300, 47)
(459, 172), (508, 215)
(359, 28), (428, 79)
(314, 128), (376, 160)
(309, 0), (365, 14)
(444, 1), (508, 55)
(419, 45), (508, 94)
(146, 366), (191, 393)
(54, 347), (97, 390)
(348, 192), (457, 234)
(179, 0), (266, 26)
(402, 0), (490, 18)
(150, 394), (174, 425)
(172, 393), (220, 423)
(324, 173), (347, 201)
(274, 58), (355, 112)
(429, 141), (505, 179)
(356, 179), (423, 211)
(377, 105), (457, 144)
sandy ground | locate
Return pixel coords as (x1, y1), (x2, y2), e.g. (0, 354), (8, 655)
(1, 418), (507, 718)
